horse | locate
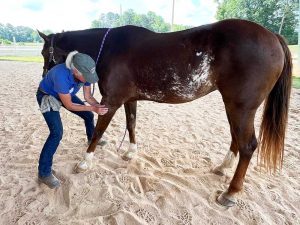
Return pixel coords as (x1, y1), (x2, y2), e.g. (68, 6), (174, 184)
(38, 19), (292, 207)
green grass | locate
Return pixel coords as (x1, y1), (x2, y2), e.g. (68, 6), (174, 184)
(292, 76), (300, 89)
(0, 56), (43, 63)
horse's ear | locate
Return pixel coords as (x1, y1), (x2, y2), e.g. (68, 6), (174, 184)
(37, 30), (49, 42)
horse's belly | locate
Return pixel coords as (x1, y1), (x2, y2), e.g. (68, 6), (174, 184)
(168, 79), (215, 102)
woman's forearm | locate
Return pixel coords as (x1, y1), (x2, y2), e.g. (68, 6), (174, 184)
(85, 95), (99, 106)
(66, 103), (94, 112)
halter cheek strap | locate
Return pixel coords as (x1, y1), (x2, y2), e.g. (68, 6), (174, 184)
(48, 35), (56, 64)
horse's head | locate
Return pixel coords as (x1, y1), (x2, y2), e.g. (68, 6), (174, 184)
(38, 30), (68, 77)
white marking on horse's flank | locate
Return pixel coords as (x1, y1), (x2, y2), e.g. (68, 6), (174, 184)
(170, 52), (214, 100)
(139, 90), (165, 101)
(137, 51), (214, 101)
(190, 53), (212, 86)
(196, 52), (202, 57)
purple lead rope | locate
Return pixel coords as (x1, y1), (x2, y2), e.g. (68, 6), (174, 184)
(96, 28), (112, 65)
(91, 28), (112, 97)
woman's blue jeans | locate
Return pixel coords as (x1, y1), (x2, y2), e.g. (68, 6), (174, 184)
(36, 90), (94, 177)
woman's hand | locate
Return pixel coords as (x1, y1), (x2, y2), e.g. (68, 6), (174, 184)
(92, 104), (108, 115)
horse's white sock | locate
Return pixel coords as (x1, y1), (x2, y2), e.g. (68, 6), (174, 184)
(123, 143), (137, 159)
(221, 150), (236, 169)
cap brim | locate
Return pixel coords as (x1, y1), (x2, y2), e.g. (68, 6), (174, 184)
(84, 72), (99, 83)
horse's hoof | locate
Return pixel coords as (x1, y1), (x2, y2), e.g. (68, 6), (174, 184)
(212, 166), (225, 176)
(217, 191), (236, 207)
(121, 155), (132, 161)
(121, 151), (136, 161)
(74, 161), (90, 173)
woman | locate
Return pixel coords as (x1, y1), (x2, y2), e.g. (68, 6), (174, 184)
(36, 51), (108, 188)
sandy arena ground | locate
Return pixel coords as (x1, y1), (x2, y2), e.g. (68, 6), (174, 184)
(0, 61), (299, 225)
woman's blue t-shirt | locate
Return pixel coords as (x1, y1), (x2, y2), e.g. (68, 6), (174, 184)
(39, 63), (90, 98)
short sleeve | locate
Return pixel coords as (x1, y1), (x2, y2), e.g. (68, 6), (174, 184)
(53, 73), (70, 94)
(84, 82), (91, 87)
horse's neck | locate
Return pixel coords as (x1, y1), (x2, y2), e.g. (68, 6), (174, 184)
(62, 29), (105, 57)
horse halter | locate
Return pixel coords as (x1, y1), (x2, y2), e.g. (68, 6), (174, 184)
(48, 35), (57, 64)
(42, 34), (58, 75)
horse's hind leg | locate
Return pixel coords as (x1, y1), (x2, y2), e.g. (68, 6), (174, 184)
(217, 104), (258, 207)
(122, 101), (138, 161)
(75, 105), (119, 173)
(213, 112), (238, 176)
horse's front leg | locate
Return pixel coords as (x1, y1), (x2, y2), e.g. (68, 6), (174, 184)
(75, 106), (118, 173)
(122, 101), (138, 161)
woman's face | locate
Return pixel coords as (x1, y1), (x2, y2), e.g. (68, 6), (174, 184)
(73, 69), (86, 83)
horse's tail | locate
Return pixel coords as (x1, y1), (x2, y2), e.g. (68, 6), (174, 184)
(258, 34), (292, 172)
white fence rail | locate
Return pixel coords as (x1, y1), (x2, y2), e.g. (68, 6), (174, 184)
(0, 45), (42, 56)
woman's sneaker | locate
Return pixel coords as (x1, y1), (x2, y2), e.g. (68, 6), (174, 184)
(38, 173), (61, 189)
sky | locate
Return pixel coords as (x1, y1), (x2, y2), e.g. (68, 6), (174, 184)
(0, 0), (218, 32)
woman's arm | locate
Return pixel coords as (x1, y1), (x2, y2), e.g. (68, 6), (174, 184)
(58, 93), (108, 115)
(83, 85), (99, 106)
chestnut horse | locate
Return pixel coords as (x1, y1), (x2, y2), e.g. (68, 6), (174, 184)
(38, 19), (292, 207)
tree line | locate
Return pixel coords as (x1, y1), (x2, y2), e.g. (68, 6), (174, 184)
(0, 2), (298, 45)
(0, 23), (52, 44)
(215, 0), (298, 44)
(90, 9), (191, 32)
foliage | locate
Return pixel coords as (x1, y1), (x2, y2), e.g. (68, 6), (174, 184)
(0, 38), (12, 44)
(292, 76), (300, 89)
(0, 23), (53, 43)
(91, 9), (191, 32)
(215, 0), (298, 44)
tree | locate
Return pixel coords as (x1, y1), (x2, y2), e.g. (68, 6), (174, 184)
(91, 12), (121, 28)
(215, 0), (298, 44)
(91, 9), (191, 33)
(0, 23), (53, 43)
